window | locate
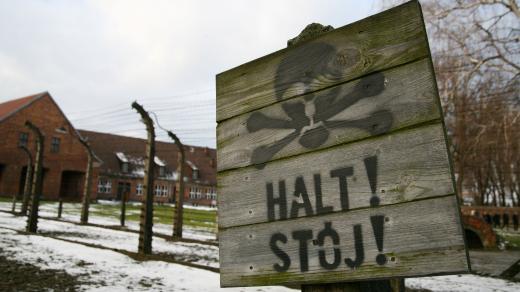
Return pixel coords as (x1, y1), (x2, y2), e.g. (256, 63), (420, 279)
(159, 166), (165, 177)
(136, 183), (143, 195)
(19, 132), (28, 147)
(192, 169), (199, 180)
(154, 185), (161, 196)
(97, 179), (112, 194)
(51, 137), (60, 153)
(121, 162), (129, 173)
(161, 185), (168, 197)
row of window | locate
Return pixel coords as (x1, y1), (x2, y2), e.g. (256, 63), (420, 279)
(154, 185), (169, 197)
(19, 132), (60, 153)
(98, 179), (216, 200)
(189, 187), (215, 194)
(189, 187), (216, 200)
(136, 183), (169, 197)
(189, 193), (217, 200)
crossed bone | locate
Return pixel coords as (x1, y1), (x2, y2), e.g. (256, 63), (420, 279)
(246, 72), (393, 168)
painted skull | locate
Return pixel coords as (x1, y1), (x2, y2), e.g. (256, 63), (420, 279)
(247, 42), (393, 168)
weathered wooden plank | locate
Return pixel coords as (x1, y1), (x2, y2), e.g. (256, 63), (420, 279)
(216, 0), (427, 122)
(218, 123), (453, 229)
(220, 196), (467, 287)
(217, 58), (438, 171)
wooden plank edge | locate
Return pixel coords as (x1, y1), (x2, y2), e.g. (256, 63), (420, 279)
(219, 195), (468, 287)
(218, 192), (456, 232)
(415, 0), (472, 273)
(217, 117), (442, 176)
(216, 56), (440, 172)
(216, 0), (426, 122)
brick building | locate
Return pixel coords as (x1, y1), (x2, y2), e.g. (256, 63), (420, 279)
(0, 92), (93, 201)
(0, 92), (217, 207)
(78, 130), (217, 207)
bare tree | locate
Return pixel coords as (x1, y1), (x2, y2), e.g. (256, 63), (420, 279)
(378, 0), (519, 206)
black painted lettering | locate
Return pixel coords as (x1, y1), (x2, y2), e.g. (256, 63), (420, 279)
(292, 229), (313, 272)
(270, 232), (291, 272)
(330, 167), (354, 211)
(266, 180), (287, 221)
(290, 176), (314, 218)
(345, 224), (364, 268)
(314, 174), (333, 215)
(364, 156), (380, 207)
(317, 222), (341, 270)
(371, 215), (387, 265)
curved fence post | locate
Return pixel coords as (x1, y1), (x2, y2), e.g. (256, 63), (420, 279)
(25, 121), (44, 233)
(132, 101), (156, 255)
(166, 131), (185, 239)
(79, 137), (93, 224)
(19, 145), (33, 216)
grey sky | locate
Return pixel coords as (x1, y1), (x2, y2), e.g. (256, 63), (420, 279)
(0, 0), (377, 147)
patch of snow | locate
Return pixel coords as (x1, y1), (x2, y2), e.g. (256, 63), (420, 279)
(1, 201), (217, 242)
(185, 160), (198, 170)
(0, 212), (218, 267)
(97, 200), (120, 206)
(115, 152), (129, 163)
(1, 204), (520, 292)
(131, 167), (145, 177)
(154, 156), (166, 167)
(407, 274), (520, 292)
(0, 227), (294, 292)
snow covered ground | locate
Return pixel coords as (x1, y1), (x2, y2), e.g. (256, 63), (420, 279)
(2, 200), (216, 242)
(1, 205), (519, 291)
(406, 275), (520, 292)
(0, 227), (293, 291)
(0, 211), (219, 268)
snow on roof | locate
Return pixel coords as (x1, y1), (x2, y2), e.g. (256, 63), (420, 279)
(154, 156), (166, 167)
(115, 152), (129, 163)
(185, 160), (198, 170)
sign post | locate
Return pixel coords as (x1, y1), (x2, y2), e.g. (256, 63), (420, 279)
(216, 1), (469, 289)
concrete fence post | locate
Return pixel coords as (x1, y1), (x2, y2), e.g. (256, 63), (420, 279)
(79, 137), (93, 224)
(132, 101), (156, 255)
(57, 198), (63, 218)
(166, 131), (185, 239)
(25, 121), (44, 233)
(19, 145), (33, 216)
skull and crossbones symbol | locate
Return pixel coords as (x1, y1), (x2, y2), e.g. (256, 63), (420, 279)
(246, 42), (394, 168)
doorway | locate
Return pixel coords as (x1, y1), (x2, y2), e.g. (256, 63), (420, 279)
(59, 171), (84, 200)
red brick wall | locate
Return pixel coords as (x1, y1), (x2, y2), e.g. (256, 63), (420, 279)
(0, 95), (90, 201)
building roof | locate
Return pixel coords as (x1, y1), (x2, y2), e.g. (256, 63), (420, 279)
(78, 129), (216, 185)
(0, 92), (86, 143)
(0, 92), (47, 123)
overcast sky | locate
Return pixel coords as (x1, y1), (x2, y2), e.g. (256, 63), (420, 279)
(0, 0), (378, 148)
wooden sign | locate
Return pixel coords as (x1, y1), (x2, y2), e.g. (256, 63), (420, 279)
(216, 0), (469, 287)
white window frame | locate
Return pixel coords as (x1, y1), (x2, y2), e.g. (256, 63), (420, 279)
(161, 185), (168, 197)
(97, 179), (112, 194)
